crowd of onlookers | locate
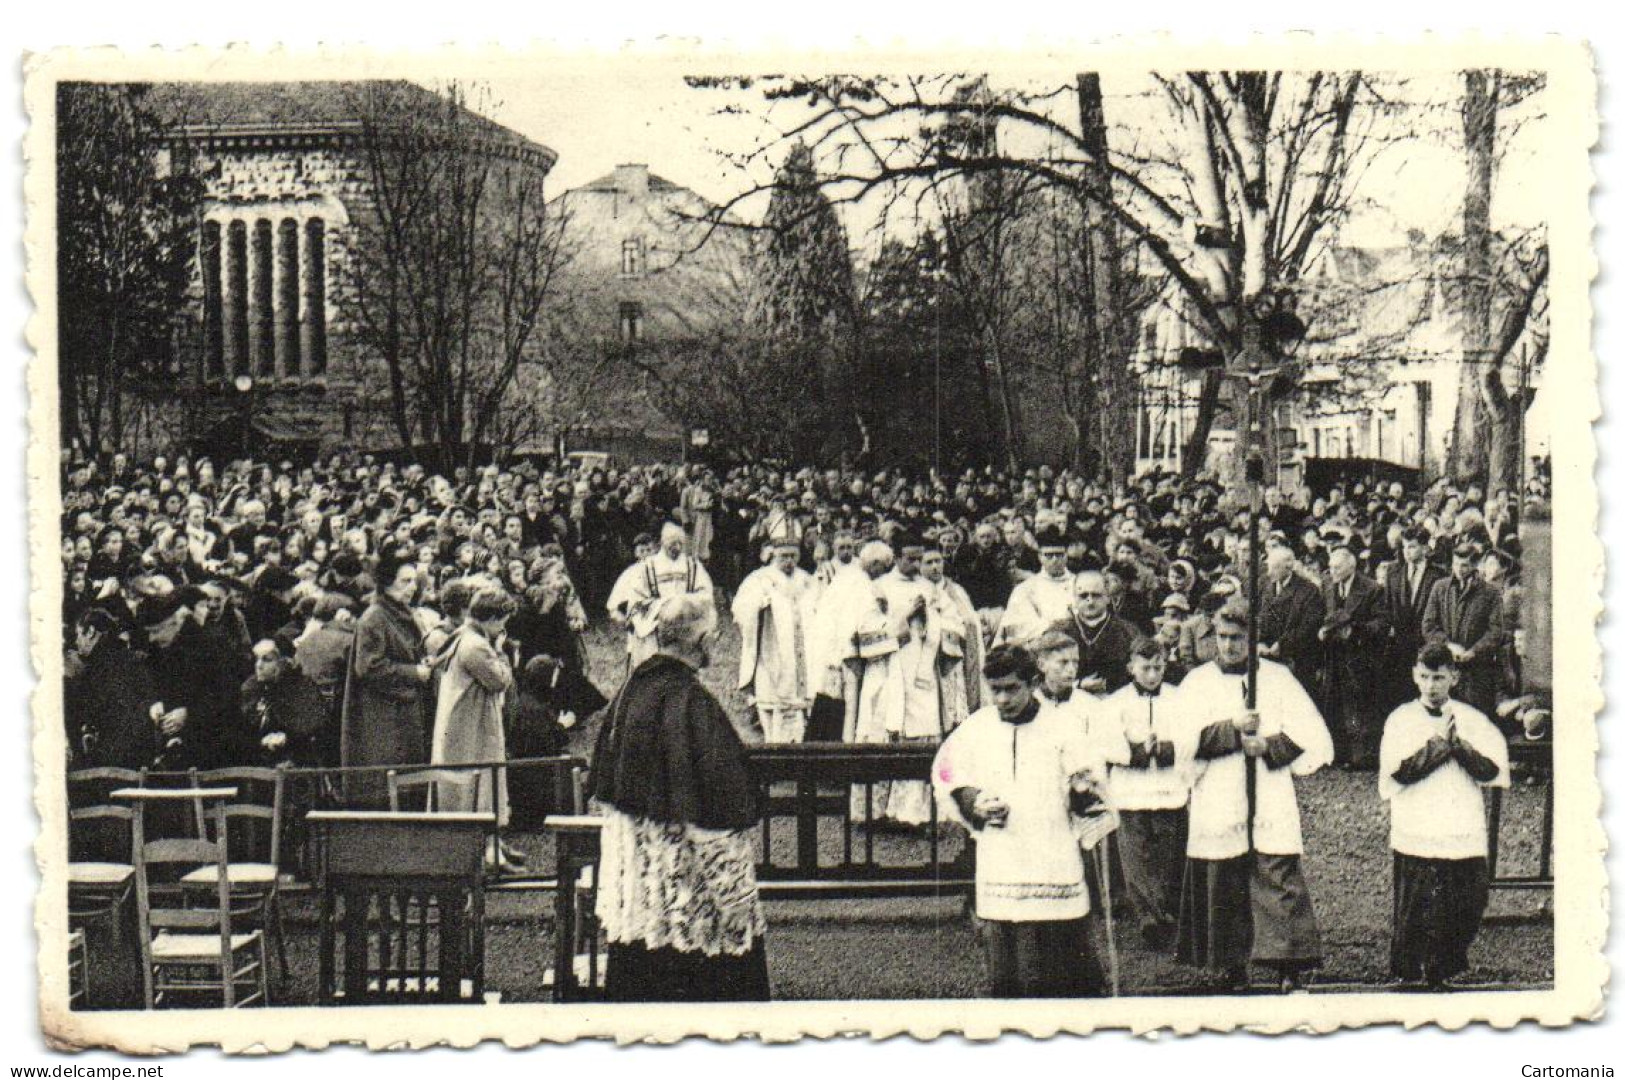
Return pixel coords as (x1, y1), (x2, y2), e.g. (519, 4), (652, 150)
(59, 448), (1550, 789)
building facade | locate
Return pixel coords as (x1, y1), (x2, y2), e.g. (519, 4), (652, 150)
(146, 81), (557, 458)
(548, 164), (754, 461)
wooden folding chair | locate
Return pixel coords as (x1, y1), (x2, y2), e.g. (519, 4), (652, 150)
(67, 929), (89, 1008)
(124, 788), (269, 1009)
(386, 767), (480, 813)
(182, 767), (289, 985)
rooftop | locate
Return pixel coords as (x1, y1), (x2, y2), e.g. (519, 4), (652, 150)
(137, 80), (556, 168)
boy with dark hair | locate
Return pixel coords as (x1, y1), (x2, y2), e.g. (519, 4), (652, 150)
(1380, 641), (1509, 989)
(932, 644), (1109, 997)
(1097, 636), (1189, 950)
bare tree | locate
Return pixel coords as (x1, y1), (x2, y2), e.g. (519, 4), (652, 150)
(56, 82), (202, 459)
(1450, 70), (1549, 490)
(690, 71), (1383, 478)
(340, 81), (570, 471)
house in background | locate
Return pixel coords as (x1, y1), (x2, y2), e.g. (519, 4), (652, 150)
(547, 163), (755, 462)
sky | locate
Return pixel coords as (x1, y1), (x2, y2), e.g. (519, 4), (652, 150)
(473, 62), (1553, 259)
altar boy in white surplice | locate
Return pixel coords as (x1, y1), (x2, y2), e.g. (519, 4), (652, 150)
(932, 644), (1109, 998)
(1173, 602), (1333, 992)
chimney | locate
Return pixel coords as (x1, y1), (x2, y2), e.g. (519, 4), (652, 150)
(614, 164), (650, 201)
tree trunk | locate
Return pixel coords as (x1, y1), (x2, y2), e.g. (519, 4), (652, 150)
(1450, 69), (1497, 484)
(1075, 73), (1137, 485)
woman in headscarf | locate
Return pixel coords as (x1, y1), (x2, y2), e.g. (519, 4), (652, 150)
(590, 593), (768, 1002)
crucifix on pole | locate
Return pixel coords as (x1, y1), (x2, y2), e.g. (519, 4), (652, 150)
(1175, 327), (1288, 848)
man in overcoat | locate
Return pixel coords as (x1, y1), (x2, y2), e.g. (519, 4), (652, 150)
(1316, 545), (1391, 769)
(1421, 541), (1503, 715)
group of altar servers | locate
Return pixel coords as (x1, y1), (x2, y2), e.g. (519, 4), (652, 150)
(931, 610), (1510, 996)
(596, 524), (1511, 998)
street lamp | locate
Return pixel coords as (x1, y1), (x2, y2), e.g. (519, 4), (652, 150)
(233, 373), (255, 461)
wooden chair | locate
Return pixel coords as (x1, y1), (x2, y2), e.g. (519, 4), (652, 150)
(67, 770), (146, 1008)
(386, 767), (481, 813)
(67, 929), (88, 1008)
(181, 767), (289, 985)
(123, 788), (269, 1009)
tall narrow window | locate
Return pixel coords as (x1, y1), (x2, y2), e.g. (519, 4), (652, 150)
(618, 301), (643, 346)
(251, 219), (275, 376)
(200, 221), (223, 379)
(302, 218), (327, 375)
(620, 237), (645, 276)
(225, 220), (249, 376)
(275, 218), (301, 375)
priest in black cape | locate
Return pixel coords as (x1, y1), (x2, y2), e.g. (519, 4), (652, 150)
(589, 592), (770, 1002)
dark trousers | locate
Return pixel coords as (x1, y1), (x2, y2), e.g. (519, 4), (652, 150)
(1177, 853), (1322, 977)
(1118, 808), (1187, 945)
(982, 917), (1106, 999)
(1391, 853), (1489, 983)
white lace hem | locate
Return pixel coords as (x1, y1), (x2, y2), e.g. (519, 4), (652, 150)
(594, 810), (767, 958)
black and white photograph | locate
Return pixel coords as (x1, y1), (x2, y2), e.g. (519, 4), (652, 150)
(24, 39), (1601, 1048)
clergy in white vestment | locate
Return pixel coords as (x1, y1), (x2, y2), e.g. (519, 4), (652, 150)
(804, 531), (866, 741)
(606, 522), (714, 667)
(732, 536), (819, 743)
(874, 534), (944, 825)
(812, 541), (903, 745)
(1379, 642), (1509, 988)
(931, 644), (1109, 998)
(1096, 637), (1191, 950)
(921, 541), (982, 731)
(996, 527), (1074, 645)
(1172, 602), (1334, 991)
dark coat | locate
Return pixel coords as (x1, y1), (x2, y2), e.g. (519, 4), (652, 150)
(951, 545), (1009, 611)
(1049, 612), (1138, 693)
(1384, 559), (1446, 663)
(1259, 572), (1326, 673)
(147, 623), (247, 768)
(1316, 572), (1390, 764)
(590, 654), (757, 831)
(1421, 575), (1503, 711)
(340, 594), (428, 802)
(65, 641), (160, 769)
(241, 664), (328, 766)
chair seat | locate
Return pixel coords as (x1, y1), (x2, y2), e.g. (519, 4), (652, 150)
(151, 931), (262, 959)
(180, 863), (278, 887)
(69, 862), (134, 886)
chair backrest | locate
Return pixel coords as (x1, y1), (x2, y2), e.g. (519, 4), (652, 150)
(131, 798), (236, 1005)
(189, 766), (287, 865)
(68, 803), (136, 865)
(386, 768), (480, 813)
(68, 767), (146, 809)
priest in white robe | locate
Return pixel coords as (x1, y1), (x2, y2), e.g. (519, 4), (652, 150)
(607, 522), (714, 667)
(921, 540), (982, 732)
(996, 527), (1074, 646)
(876, 533), (944, 825)
(732, 536), (819, 743)
(1173, 602), (1334, 991)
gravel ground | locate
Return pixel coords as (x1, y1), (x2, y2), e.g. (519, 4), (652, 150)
(259, 618), (1553, 1003)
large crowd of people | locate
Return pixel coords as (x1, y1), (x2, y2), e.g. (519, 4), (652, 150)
(59, 447), (1552, 997)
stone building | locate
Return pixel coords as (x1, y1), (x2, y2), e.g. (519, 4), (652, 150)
(145, 81), (557, 458)
(548, 164), (754, 461)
